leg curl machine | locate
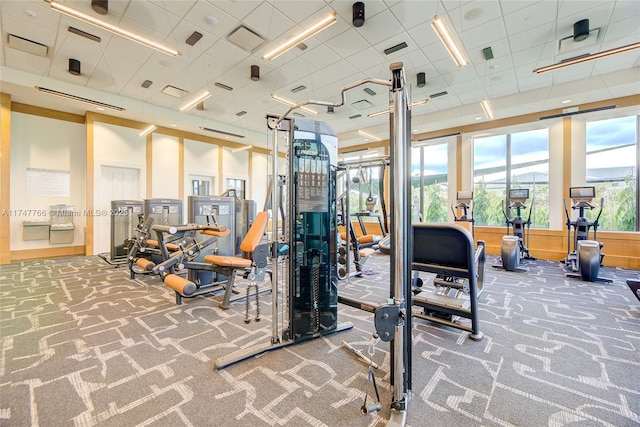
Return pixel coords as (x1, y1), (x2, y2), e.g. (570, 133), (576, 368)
(152, 215), (271, 309)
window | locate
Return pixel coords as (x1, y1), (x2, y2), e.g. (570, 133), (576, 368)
(474, 129), (549, 227)
(225, 178), (246, 199)
(411, 142), (448, 223)
(586, 115), (638, 231)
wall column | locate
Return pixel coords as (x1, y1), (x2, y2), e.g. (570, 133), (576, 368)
(0, 93), (11, 264)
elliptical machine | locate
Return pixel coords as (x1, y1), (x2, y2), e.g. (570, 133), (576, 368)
(493, 188), (535, 272)
(451, 190), (474, 235)
(562, 186), (612, 283)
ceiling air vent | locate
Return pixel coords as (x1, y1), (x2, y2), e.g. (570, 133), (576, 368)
(383, 42), (407, 55)
(351, 99), (373, 110)
(161, 85), (189, 98)
(430, 91), (448, 98)
(8, 34), (48, 57)
(226, 25), (265, 53)
(68, 26), (101, 43)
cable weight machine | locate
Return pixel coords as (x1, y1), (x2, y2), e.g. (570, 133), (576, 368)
(213, 64), (412, 426)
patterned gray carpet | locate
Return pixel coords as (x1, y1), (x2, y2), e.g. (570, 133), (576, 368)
(1, 252), (639, 427)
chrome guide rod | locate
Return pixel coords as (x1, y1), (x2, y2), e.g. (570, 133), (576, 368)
(270, 121), (280, 344)
(388, 62), (410, 427)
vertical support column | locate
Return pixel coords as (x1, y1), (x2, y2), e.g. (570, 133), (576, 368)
(0, 93), (12, 264)
(562, 116), (572, 218)
(178, 137), (184, 200)
(388, 62), (411, 426)
(146, 135), (153, 198)
(85, 113), (95, 256)
(268, 118), (281, 344)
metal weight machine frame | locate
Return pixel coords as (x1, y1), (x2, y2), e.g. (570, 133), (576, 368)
(213, 63), (412, 426)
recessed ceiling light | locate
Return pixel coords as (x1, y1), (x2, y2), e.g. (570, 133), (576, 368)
(25, 10), (37, 17)
(171, 124), (177, 127)
(96, 107), (104, 111)
(206, 16), (218, 25)
(475, 116), (482, 120)
(561, 99), (572, 104)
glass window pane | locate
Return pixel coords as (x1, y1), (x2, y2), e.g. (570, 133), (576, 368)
(422, 143), (448, 223)
(586, 116), (637, 231)
(511, 129), (549, 228)
(474, 135), (506, 226)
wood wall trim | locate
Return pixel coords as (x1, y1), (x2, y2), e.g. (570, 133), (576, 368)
(178, 137), (184, 200)
(248, 151), (253, 200)
(218, 146), (224, 194)
(11, 102), (85, 123)
(146, 135), (152, 198)
(456, 134), (462, 191)
(11, 246), (85, 261)
(562, 116), (572, 207)
(0, 93), (11, 264)
(85, 116), (94, 256)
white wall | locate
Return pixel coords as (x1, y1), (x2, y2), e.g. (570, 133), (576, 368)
(151, 134), (179, 198)
(9, 112), (86, 251)
(93, 122), (146, 254)
(221, 147), (249, 193)
(251, 153), (269, 211)
(183, 138), (218, 215)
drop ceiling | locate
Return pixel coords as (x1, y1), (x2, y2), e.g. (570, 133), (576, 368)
(1, 0), (639, 149)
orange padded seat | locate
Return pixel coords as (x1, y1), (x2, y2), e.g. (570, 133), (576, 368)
(146, 239), (180, 251)
(203, 211), (269, 266)
(200, 228), (231, 237)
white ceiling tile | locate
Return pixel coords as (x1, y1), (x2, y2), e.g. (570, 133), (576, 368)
(389, 0), (439, 30)
(326, 28), (370, 58)
(149, 0), (194, 18)
(2, 14), (58, 48)
(610, 0), (640, 23)
(3, 48), (51, 76)
(460, 18), (507, 51)
(551, 62), (596, 85)
(448, 0), (503, 32)
(323, 60), (359, 80)
(507, 23), (556, 53)
(600, 15), (640, 45)
(183, 2), (239, 38)
(279, 57), (313, 81)
(498, 0), (541, 16)
(243, 2), (295, 42)
(503, 1), (561, 36)
(355, 9), (403, 46)
(406, 21), (442, 49)
(302, 44), (342, 69)
(345, 47), (388, 71)
(557, 1), (612, 20)
(373, 32), (419, 60)
(1, 0), (60, 31)
(210, 1), (262, 21)
(329, 0), (389, 25)
(205, 39), (249, 65)
(123, 1), (181, 36)
(271, 1), (326, 23)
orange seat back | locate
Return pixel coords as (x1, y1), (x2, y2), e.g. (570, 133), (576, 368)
(240, 211), (269, 254)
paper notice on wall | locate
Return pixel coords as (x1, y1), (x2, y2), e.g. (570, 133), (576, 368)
(27, 168), (70, 197)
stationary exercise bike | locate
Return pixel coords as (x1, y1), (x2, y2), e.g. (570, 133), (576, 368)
(494, 188), (535, 272)
(562, 186), (612, 283)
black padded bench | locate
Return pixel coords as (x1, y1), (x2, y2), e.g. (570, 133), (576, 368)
(412, 223), (486, 341)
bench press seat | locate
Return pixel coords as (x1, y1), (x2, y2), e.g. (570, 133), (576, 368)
(146, 239), (180, 251)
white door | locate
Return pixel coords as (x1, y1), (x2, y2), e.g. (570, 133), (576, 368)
(96, 166), (140, 254)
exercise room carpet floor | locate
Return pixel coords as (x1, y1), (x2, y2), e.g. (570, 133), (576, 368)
(1, 252), (639, 427)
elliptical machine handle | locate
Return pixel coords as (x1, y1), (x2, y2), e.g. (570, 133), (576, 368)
(562, 199), (572, 227)
(592, 197), (605, 240)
